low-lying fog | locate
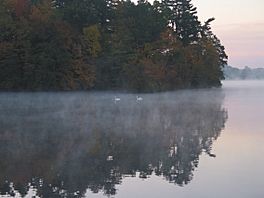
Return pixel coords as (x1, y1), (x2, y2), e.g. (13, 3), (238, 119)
(0, 80), (263, 198)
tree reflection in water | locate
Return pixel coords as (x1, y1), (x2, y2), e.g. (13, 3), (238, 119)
(0, 90), (228, 197)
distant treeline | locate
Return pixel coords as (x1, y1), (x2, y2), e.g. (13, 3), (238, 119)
(224, 66), (264, 80)
(0, 0), (227, 92)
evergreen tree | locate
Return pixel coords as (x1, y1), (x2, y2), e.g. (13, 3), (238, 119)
(201, 18), (228, 81)
(53, 0), (109, 30)
(162, 0), (201, 46)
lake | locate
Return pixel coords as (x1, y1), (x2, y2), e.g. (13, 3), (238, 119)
(0, 81), (263, 198)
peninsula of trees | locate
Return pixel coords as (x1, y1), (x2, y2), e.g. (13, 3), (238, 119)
(0, 0), (227, 92)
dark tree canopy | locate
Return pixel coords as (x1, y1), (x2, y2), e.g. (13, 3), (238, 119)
(162, 0), (201, 46)
(0, 0), (227, 91)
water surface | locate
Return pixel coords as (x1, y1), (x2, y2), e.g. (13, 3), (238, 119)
(0, 81), (263, 198)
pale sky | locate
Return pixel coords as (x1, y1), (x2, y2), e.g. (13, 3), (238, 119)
(133, 0), (264, 68)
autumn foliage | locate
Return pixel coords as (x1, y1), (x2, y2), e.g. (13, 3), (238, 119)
(0, 0), (227, 91)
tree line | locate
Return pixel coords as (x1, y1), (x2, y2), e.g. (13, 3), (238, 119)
(0, 0), (228, 91)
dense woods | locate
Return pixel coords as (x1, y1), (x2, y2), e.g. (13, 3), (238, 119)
(0, 0), (227, 91)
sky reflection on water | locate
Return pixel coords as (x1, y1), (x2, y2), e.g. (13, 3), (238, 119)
(0, 81), (264, 198)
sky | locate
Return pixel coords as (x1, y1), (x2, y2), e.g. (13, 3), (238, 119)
(133, 0), (264, 68)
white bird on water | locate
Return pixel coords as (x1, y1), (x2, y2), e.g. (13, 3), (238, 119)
(136, 96), (143, 101)
(114, 96), (121, 103)
(107, 155), (114, 161)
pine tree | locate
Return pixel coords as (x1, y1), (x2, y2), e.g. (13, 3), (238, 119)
(162, 0), (201, 46)
(202, 18), (228, 70)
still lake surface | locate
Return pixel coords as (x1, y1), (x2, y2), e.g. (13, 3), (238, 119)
(0, 80), (263, 198)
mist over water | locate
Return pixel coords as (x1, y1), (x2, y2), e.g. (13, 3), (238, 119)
(0, 81), (263, 197)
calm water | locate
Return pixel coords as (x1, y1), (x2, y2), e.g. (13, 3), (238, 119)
(0, 81), (263, 198)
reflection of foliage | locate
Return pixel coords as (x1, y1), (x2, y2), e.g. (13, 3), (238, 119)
(0, 91), (227, 197)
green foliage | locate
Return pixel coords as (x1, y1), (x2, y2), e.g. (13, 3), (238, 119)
(162, 0), (201, 46)
(54, 0), (109, 29)
(83, 25), (102, 57)
(0, 0), (227, 91)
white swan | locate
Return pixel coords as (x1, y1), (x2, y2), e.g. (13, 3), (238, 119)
(114, 96), (121, 103)
(107, 155), (114, 161)
(136, 96), (143, 101)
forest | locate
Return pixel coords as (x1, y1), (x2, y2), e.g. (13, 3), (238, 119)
(0, 0), (228, 92)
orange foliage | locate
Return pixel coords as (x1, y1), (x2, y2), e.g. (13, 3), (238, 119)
(16, 0), (29, 17)
(29, 1), (53, 23)
(142, 58), (166, 81)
